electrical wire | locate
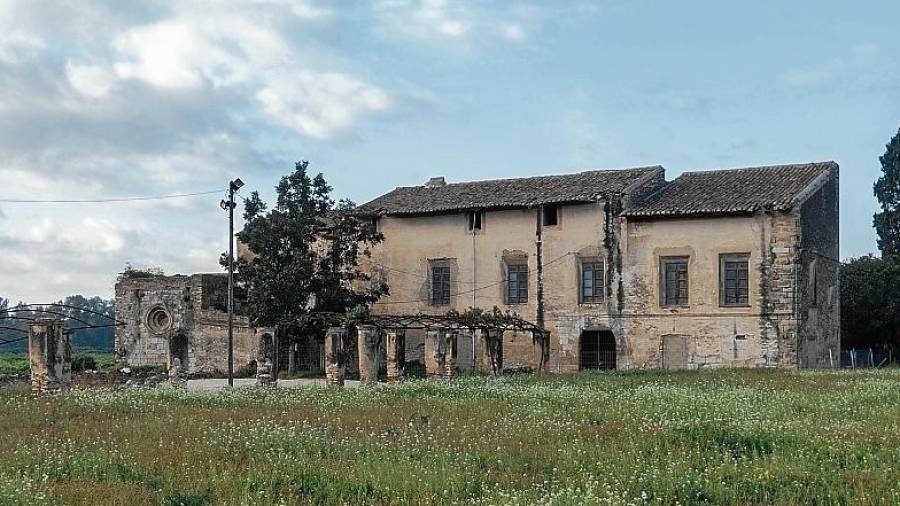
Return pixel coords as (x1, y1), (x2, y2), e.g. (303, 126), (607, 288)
(0, 189), (225, 204)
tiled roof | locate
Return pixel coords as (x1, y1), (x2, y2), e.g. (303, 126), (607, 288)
(623, 162), (837, 218)
(357, 167), (663, 216)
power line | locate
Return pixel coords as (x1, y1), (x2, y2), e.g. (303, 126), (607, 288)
(0, 189), (225, 204)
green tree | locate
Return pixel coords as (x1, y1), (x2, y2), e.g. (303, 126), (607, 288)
(54, 295), (116, 350)
(873, 126), (900, 256)
(233, 161), (388, 327)
(840, 255), (900, 354)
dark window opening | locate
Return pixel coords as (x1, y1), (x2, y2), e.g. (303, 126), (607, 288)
(506, 263), (529, 304)
(720, 254), (750, 306)
(431, 265), (451, 306)
(581, 261), (605, 304)
(579, 330), (616, 370)
(542, 204), (559, 227)
(660, 256), (689, 306)
(468, 210), (483, 231)
(169, 332), (189, 369)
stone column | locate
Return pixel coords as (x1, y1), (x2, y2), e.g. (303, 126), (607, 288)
(28, 319), (72, 394)
(324, 327), (347, 387)
(357, 325), (381, 386)
(385, 329), (406, 383)
(444, 329), (459, 380)
(424, 328), (446, 380)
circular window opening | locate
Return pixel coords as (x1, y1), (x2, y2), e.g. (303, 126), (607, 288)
(146, 306), (172, 334)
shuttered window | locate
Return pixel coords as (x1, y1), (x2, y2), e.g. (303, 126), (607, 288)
(581, 261), (604, 304)
(660, 257), (689, 306)
(431, 266), (451, 306)
(506, 264), (529, 304)
(720, 254), (750, 306)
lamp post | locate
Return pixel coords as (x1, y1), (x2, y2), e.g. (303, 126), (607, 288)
(221, 178), (244, 388)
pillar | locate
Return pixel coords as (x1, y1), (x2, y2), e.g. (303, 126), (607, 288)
(357, 325), (381, 386)
(444, 329), (459, 380)
(484, 329), (504, 376)
(325, 327), (347, 387)
(28, 319), (72, 394)
(424, 328), (446, 380)
(385, 329), (406, 383)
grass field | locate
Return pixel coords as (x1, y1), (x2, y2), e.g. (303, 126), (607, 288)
(0, 351), (115, 375)
(0, 369), (898, 505)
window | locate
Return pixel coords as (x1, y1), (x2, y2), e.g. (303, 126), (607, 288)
(431, 265), (451, 305)
(542, 204), (559, 227)
(720, 254), (750, 306)
(506, 263), (529, 304)
(467, 210), (483, 231)
(580, 261), (605, 303)
(660, 256), (689, 306)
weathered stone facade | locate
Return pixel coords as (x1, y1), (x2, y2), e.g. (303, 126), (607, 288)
(359, 163), (840, 372)
(114, 273), (273, 374)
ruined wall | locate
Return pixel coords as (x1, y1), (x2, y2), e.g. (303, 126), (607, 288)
(796, 171), (841, 368)
(115, 274), (263, 374)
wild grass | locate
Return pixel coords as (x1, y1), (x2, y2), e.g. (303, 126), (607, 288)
(0, 351), (115, 375)
(0, 369), (898, 505)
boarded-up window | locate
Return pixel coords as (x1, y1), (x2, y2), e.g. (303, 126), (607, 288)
(660, 256), (689, 306)
(580, 261), (605, 304)
(720, 253), (750, 306)
(506, 264), (529, 304)
(661, 334), (690, 370)
(431, 265), (451, 306)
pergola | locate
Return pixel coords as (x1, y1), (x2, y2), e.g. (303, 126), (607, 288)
(283, 311), (550, 386)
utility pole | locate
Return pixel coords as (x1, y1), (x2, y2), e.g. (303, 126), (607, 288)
(221, 178), (244, 388)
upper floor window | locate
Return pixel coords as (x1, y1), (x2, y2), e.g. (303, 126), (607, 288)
(660, 256), (689, 306)
(542, 204), (559, 227)
(506, 263), (529, 304)
(720, 254), (750, 307)
(431, 265), (451, 306)
(467, 210), (483, 232)
(580, 261), (605, 304)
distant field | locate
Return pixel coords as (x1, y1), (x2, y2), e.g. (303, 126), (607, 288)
(0, 369), (898, 505)
(0, 351), (115, 375)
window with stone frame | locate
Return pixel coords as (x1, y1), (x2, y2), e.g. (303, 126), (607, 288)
(660, 256), (689, 306)
(430, 264), (452, 306)
(506, 263), (529, 305)
(580, 260), (605, 304)
(719, 253), (750, 307)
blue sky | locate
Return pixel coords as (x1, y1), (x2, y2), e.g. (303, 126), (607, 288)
(0, 0), (898, 302)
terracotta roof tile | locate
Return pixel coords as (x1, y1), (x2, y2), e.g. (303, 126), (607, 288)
(358, 166), (663, 216)
(623, 162), (837, 218)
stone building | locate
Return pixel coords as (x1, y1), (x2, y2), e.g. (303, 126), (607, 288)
(114, 273), (273, 374)
(357, 161), (840, 371)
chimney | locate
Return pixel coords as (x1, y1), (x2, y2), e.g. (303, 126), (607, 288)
(425, 176), (446, 188)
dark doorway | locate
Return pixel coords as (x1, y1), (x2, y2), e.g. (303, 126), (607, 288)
(169, 332), (189, 368)
(579, 330), (616, 370)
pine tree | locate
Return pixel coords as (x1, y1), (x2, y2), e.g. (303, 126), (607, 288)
(874, 127), (900, 257)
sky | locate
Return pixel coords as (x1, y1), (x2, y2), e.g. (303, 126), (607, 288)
(0, 0), (898, 303)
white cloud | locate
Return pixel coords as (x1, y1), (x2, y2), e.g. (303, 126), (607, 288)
(257, 72), (390, 139)
(254, 0), (330, 19)
(377, 0), (470, 39)
(60, 218), (127, 254)
(65, 62), (117, 98)
(501, 23), (525, 42)
(0, 30), (46, 64)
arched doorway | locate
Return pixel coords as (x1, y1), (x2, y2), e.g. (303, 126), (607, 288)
(169, 332), (189, 369)
(579, 330), (616, 370)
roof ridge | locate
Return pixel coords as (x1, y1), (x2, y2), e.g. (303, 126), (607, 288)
(679, 160), (836, 177)
(390, 165), (664, 190)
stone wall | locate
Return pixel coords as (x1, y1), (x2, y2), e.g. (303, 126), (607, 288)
(114, 273), (265, 374)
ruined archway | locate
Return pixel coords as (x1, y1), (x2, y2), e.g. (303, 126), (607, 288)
(579, 330), (616, 370)
(169, 331), (189, 369)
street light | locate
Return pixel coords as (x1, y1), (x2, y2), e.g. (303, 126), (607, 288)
(221, 178), (243, 388)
